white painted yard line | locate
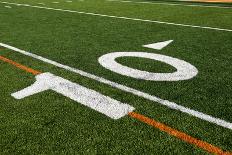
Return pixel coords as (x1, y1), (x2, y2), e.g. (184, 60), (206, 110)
(4, 5), (11, 8)
(0, 1), (232, 32)
(37, 3), (45, 5)
(12, 72), (134, 119)
(1, 42), (232, 130)
(106, 0), (232, 9)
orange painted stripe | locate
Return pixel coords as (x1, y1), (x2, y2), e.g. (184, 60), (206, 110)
(129, 112), (232, 155)
(0, 56), (41, 75)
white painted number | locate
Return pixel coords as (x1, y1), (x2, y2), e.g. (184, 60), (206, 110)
(99, 41), (198, 81)
(98, 52), (198, 81)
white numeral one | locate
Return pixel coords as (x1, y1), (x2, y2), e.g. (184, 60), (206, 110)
(11, 72), (135, 119)
(98, 52), (198, 81)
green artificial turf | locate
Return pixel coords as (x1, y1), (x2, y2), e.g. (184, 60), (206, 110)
(0, 0), (231, 154)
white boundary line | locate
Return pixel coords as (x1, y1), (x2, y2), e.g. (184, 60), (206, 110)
(106, 0), (232, 9)
(0, 42), (232, 130)
(0, 1), (232, 32)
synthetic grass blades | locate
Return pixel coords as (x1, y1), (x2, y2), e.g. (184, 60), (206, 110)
(0, 0), (231, 153)
(0, 54), (231, 154)
(1, 42), (231, 130)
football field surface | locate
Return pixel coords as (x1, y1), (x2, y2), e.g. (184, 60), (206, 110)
(0, 0), (232, 154)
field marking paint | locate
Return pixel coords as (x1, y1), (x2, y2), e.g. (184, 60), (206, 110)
(12, 72), (134, 119)
(0, 55), (133, 119)
(106, 0), (232, 9)
(129, 112), (232, 155)
(98, 52), (198, 81)
(0, 56), (41, 75)
(37, 3), (45, 5)
(0, 56), (231, 154)
(143, 40), (173, 50)
(4, 5), (11, 8)
(0, 2), (232, 32)
(0, 43), (232, 130)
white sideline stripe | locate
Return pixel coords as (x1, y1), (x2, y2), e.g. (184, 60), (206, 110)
(106, 0), (232, 9)
(1, 42), (232, 130)
(0, 1), (232, 32)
